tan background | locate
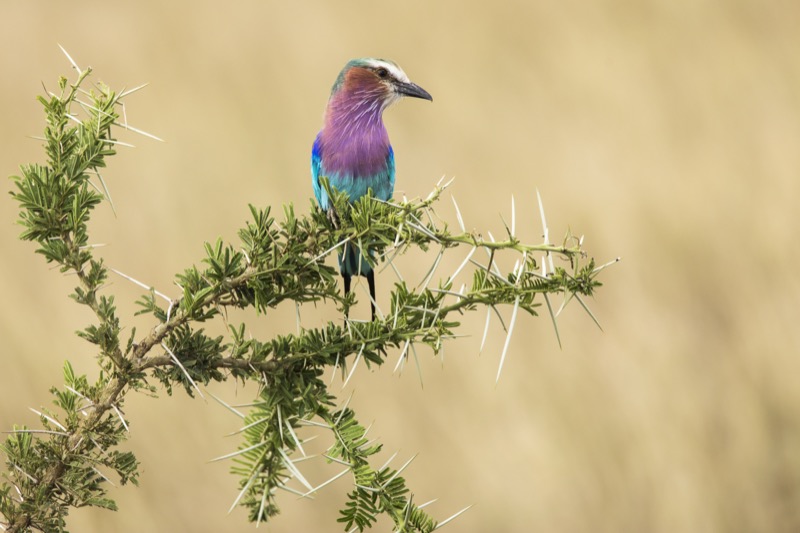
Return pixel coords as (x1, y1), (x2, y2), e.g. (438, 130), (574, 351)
(2, 1), (800, 531)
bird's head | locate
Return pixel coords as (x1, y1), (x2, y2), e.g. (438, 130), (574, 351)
(330, 58), (433, 110)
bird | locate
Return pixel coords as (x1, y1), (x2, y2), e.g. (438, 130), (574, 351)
(311, 58), (432, 320)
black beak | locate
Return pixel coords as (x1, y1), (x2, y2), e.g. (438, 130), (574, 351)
(395, 80), (433, 102)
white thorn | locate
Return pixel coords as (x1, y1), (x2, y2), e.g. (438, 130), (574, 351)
(381, 454), (418, 488)
(111, 404), (130, 432)
(451, 195), (466, 233)
(411, 343), (424, 389)
(227, 468), (260, 514)
(543, 293), (562, 348)
(209, 441), (267, 463)
(278, 447), (313, 491)
(433, 505), (474, 530)
(300, 468), (350, 498)
(119, 83), (149, 98)
(496, 296), (520, 383)
(58, 44), (81, 74)
(511, 194), (516, 237)
(109, 267), (171, 303)
(113, 121), (165, 142)
(419, 247), (444, 289)
(393, 340), (410, 374)
(575, 294), (604, 331)
(28, 408), (66, 431)
(307, 237), (350, 266)
(536, 189), (548, 243)
(593, 257), (621, 274)
(162, 341), (205, 399)
(449, 246), (476, 282)
(335, 392), (355, 426)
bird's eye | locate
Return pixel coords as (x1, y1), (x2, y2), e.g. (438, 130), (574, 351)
(375, 67), (389, 78)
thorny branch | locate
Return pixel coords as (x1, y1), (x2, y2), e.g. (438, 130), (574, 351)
(1, 57), (613, 533)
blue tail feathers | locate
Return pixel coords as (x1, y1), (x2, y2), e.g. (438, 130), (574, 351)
(340, 242), (373, 277)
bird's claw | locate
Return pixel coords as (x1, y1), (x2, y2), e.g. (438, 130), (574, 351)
(327, 207), (340, 229)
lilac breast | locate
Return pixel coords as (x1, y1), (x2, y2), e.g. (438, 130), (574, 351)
(319, 89), (392, 180)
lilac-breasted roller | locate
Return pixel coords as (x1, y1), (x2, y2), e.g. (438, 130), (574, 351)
(311, 58), (432, 320)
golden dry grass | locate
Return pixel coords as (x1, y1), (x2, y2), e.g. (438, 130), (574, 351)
(2, 1), (800, 531)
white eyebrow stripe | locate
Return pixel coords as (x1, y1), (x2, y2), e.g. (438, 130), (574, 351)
(364, 59), (410, 83)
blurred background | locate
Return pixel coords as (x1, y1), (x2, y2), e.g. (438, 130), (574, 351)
(2, 1), (799, 531)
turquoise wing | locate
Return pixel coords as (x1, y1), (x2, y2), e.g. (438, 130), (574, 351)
(311, 132), (328, 209)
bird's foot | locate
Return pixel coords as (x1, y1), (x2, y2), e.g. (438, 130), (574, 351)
(327, 207), (340, 229)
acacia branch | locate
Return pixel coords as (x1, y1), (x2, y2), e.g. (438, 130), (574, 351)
(2, 61), (611, 533)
